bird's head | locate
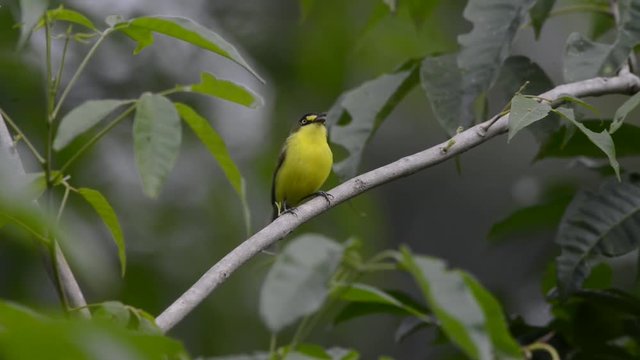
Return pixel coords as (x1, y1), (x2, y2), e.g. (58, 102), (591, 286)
(298, 113), (327, 127)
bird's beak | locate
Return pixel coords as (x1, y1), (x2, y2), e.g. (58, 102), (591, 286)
(317, 114), (327, 124)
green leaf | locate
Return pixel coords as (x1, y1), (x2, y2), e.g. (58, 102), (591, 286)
(487, 195), (572, 243)
(18, 0), (48, 48)
(553, 107), (619, 179)
(556, 177), (640, 296)
(493, 55), (557, 142)
(0, 300), (187, 360)
(174, 103), (251, 234)
(185, 72), (263, 108)
(333, 284), (429, 324)
(611, 91), (640, 133)
(259, 234), (344, 332)
(421, 54), (474, 135)
(564, 0), (640, 82)
(529, 0), (556, 39)
(115, 16), (264, 83)
(591, 11), (615, 40)
(133, 93), (182, 198)
(508, 94), (552, 141)
(200, 354), (268, 360)
(53, 99), (131, 150)
(402, 0), (439, 29)
(555, 95), (600, 116)
(328, 61), (419, 179)
(399, 247), (521, 360)
(458, 0), (535, 104)
(91, 301), (130, 327)
(78, 188), (126, 276)
(299, 0), (315, 21)
(536, 120), (640, 160)
(43, 5), (97, 30)
(461, 273), (522, 359)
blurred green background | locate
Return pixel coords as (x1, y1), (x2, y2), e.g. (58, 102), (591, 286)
(0, 0), (629, 358)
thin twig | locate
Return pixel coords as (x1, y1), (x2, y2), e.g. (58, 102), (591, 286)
(155, 72), (640, 332)
(0, 108), (45, 163)
(0, 113), (90, 317)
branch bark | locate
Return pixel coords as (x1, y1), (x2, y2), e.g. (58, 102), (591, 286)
(0, 113), (89, 316)
(156, 72), (640, 332)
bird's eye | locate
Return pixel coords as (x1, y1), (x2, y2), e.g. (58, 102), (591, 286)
(300, 119), (308, 125)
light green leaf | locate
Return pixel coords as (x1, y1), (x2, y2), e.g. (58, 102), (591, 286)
(555, 95), (600, 116)
(564, 0), (640, 82)
(78, 188), (126, 276)
(18, 0), (48, 48)
(529, 0), (556, 39)
(186, 72), (263, 108)
(115, 16), (264, 83)
(399, 247), (521, 360)
(494, 56), (557, 142)
(508, 94), (552, 141)
(403, 0), (439, 29)
(553, 107), (619, 179)
(556, 177), (640, 296)
(174, 103), (251, 234)
(133, 93), (182, 198)
(54, 99), (131, 150)
(329, 60), (419, 179)
(42, 5), (97, 30)
(0, 300), (188, 359)
(611, 91), (640, 133)
(259, 234), (344, 332)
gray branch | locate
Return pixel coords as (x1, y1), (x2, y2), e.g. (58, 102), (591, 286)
(155, 72), (640, 331)
(0, 113), (89, 316)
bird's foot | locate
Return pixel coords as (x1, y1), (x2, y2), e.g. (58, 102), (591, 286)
(281, 207), (299, 218)
(304, 191), (334, 205)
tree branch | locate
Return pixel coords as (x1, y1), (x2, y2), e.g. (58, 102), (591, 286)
(0, 112), (90, 316)
(155, 72), (640, 332)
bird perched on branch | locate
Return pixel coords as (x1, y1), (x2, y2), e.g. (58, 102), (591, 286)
(271, 113), (333, 220)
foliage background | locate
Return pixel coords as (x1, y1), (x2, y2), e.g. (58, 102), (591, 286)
(0, 0), (637, 358)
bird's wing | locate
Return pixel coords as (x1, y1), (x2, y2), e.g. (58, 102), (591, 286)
(271, 147), (287, 220)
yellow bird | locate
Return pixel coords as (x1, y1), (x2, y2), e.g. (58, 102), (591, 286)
(271, 113), (333, 219)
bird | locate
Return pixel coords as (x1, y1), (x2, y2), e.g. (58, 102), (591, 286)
(271, 112), (333, 220)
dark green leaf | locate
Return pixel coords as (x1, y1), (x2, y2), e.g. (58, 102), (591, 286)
(395, 317), (431, 343)
(43, 5), (97, 30)
(582, 263), (613, 290)
(421, 54), (473, 135)
(115, 16), (264, 82)
(259, 234), (344, 332)
(529, 0), (556, 39)
(611, 91), (640, 133)
(333, 284), (429, 325)
(78, 188), (126, 276)
(175, 103), (250, 234)
(200, 353), (268, 360)
(328, 61), (419, 179)
(487, 195), (572, 243)
(574, 288), (640, 316)
(18, 0), (48, 48)
(186, 72), (262, 108)
(508, 95), (552, 141)
(564, 0), (640, 82)
(553, 108), (619, 179)
(536, 120), (640, 160)
(399, 247), (521, 360)
(133, 93), (182, 198)
(591, 11), (615, 40)
(54, 99), (130, 150)
(556, 177), (640, 296)
(299, 0), (315, 21)
(402, 0), (439, 29)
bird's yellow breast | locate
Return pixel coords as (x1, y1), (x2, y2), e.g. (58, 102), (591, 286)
(275, 123), (333, 206)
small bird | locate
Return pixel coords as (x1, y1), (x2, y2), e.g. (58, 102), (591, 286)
(271, 113), (333, 219)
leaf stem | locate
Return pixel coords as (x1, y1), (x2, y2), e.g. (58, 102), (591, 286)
(53, 26), (73, 97)
(52, 29), (112, 120)
(59, 104), (136, 173)
(0, 108), (45, 163)
(56, 184), (71, 224)
(523, 342), (560, 360)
